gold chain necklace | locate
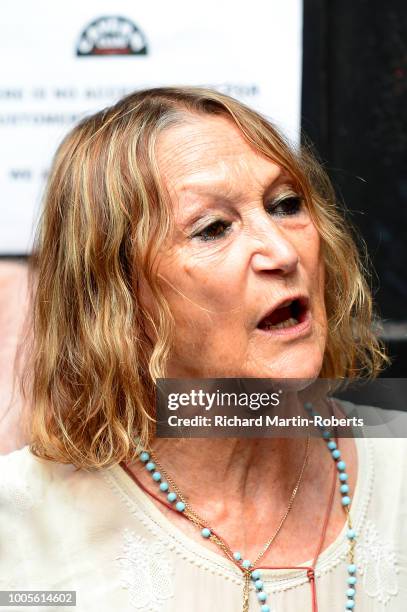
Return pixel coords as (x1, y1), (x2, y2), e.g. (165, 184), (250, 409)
(148, 436), (310, 611)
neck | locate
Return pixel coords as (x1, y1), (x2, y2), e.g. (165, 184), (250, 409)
(149, 390), (322, 513)
(150, 435), (319, 518)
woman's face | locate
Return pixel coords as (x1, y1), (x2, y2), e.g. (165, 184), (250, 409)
(152, 114), (327, 379)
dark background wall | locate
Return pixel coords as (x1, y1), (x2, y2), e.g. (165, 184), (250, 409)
(302, 0), (407, 376)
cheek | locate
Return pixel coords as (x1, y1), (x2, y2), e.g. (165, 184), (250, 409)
(159, 246), (244, 319)
(158, 253), (248, 371)
(296, 223), (322, 274)
(311, 231), (326, 296)
(306, 229), (327, 324)
(294, 224), (326, 304)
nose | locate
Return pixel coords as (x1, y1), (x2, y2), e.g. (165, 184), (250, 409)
(249, 219), (300, 276)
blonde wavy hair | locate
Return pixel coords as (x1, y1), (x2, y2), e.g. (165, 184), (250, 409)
(19, 86), (387, 469)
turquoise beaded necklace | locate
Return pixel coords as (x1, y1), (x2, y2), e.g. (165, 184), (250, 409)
(134, 400), (357, 611)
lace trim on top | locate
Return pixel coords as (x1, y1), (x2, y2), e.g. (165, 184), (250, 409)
(101, 435), (373, 592)
(357, 519), (399, 607)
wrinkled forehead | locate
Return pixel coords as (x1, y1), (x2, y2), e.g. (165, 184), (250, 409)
(155, 114), (285, 198)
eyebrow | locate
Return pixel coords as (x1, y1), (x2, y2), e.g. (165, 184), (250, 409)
(178, 164), (297, 198)
(179, 170), (285, 196)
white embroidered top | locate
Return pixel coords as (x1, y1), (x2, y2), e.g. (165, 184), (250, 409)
(0, 414), (406, 611)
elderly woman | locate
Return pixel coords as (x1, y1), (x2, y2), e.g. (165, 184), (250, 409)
(0, 87), (406, 612)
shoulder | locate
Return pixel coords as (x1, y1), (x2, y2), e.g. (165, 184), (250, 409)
(368, 435), (407, 486)
(337, 399), (407, 437)
(0, 445), (129, 521)
(336, 400), (407, 509)
(0, 444), (79, 484)
(0, 445), (124, 567)
(351, 408), (407, 537)
(0, 445), (79, 514)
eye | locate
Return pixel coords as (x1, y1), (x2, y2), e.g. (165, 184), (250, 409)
(267, 195), (303, 216)
(191, 219), (232, 241)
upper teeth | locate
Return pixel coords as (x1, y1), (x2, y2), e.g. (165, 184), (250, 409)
(276, 299), (294, 310)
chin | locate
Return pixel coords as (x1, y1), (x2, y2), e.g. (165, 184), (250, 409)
(245, 348), (324, 382)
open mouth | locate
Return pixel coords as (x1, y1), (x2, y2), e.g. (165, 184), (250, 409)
(257, 297), (309, 331)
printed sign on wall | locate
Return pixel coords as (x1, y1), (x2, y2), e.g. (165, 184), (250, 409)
(0, 1), (302, 254)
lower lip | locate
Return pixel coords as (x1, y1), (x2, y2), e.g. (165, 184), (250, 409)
(255, 309), (312, 338)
